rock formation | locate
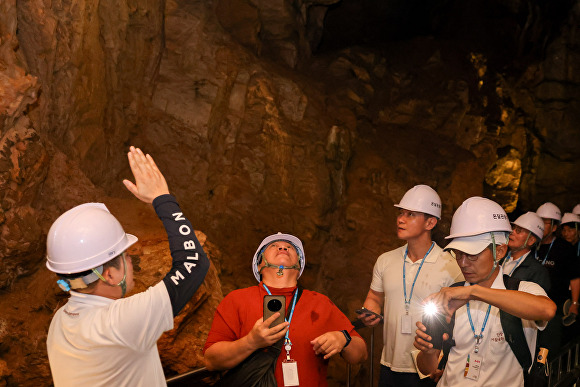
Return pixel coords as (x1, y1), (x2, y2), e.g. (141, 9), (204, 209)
(1, 0), (579, 385)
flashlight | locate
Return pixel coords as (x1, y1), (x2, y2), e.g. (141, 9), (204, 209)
(422, 302), (447, 349)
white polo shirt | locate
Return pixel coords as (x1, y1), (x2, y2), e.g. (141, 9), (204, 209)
(438, 268), (548, 387)
(502, 251), (531, 276)
(370, 244), (464, 372)
(47, 281), (173, 386)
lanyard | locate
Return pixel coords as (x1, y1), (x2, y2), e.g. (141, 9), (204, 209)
(540, 239), (555, 265)
(466, 301), (491, 353)
(403, 242), (435, 314)
(501, 252), (525, 276)
(262, 283), (299, 356)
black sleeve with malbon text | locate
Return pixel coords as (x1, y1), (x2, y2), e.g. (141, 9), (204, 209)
(153, 194), (210, 317)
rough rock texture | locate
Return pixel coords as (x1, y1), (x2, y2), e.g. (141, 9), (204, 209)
(1, 0), (579, 385)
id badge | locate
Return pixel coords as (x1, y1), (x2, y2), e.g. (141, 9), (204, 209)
(282, 360), (299, 386)
(463, 352), (483, 381)
(401, 314), (413, 334)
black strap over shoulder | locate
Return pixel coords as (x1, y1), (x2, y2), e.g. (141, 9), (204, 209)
(438, 276), (532, 371)
(500, 275), (532, 371)
(215, 287), (303, 387)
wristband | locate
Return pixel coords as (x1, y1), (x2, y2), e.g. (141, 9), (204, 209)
(341, 330), (352, 350)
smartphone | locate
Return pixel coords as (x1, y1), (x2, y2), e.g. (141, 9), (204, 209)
(263, 295), (286, 328)
(355, 307), (384, 321)
(422, 312), (448, 349)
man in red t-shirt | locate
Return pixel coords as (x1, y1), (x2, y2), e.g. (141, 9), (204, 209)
(204, 233), (367, 386)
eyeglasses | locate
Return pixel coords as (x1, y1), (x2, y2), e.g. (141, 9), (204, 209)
(451, 244), (493, 262)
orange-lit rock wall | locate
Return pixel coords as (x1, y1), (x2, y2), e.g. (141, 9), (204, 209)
(1, 0), (579, 385)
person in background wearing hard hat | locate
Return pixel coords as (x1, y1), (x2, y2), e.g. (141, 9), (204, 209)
(503, 212), (551, 292)
(414, 197), (556, 387)
(203, 233), (367, 386)
(535, 202), (579, 356)
(46, 146), (210, 386)
(358, 185), (463, 387)
(560, 212), (580, 258)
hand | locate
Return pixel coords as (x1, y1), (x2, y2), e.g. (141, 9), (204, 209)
(357, 309), (382, 327)
(424, 286), (473, 322)
(310, 331), (347, 360)
(246, 314), (289, 350)
(430, 368), (443, 382)
(123, 146), (170, 203)
(414, 321), (447, 355)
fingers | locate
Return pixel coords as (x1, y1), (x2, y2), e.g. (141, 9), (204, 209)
(310, 332), (343, 359)
(122, 179), (138, 197)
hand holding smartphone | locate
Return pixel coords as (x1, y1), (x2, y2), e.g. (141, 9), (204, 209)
(355, 307), (383, 321)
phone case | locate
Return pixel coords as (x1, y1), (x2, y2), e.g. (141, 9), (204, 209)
(263, 295), (286, 328)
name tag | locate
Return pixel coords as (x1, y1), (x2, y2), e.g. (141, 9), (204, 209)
(282, 360), (299, 386)
(401, 314), (413, 334)
(464, 353), (483, 381)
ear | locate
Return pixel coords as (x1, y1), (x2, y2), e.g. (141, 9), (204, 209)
(496, 244), (508, 260)
(527, 235), (537, 247)
(425, 216), (437, 231)
(101, 266), (118, 285)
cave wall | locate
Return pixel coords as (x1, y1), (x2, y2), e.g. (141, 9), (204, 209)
(1, 0), (579, 385)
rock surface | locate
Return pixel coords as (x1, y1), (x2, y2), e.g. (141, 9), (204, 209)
(1, 0), (579, 385)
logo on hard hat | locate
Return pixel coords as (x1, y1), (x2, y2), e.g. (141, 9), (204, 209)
(492, 213), (508, 220)
(431, 202), (441, 208)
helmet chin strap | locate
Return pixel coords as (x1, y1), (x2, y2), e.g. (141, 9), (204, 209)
(92, 252), (128, 298)
(511, 231), (532, 253)
(473, 233), (499, 285)
(259, 256), (300, 277)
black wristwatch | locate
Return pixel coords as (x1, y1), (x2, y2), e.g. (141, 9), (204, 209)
(341, 330), (352, 350)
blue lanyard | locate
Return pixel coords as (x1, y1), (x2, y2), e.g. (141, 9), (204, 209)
(501, 252), (525, 276)
(466, 301), (491, 353)
(540, 239), (555, 265)
(403, 242), (435, 314)
(262, 283), (298, 347)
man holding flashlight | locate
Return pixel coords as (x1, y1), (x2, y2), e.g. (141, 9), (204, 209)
(414, 197), (556, 386)
(359, 185), (463, 386)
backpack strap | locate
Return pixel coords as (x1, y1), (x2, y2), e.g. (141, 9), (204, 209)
(500, 275), (532, 371)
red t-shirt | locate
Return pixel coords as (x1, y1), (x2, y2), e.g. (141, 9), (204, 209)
(204, 283), (362, 386)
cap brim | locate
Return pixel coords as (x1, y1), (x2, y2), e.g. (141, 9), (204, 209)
(444, 239), (489, 255)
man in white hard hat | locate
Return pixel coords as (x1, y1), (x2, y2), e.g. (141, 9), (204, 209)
(414, 197), (556, 386)
(561, 212), (580, 257)
(535, 202), (579, 355)
(503, 212), (550, 292)
(358, 185), (463, 386)
(46, 147), (210, 386)
(203, 233), (367, 386)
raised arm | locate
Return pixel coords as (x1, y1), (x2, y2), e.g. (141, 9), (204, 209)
(123, 146), (210, 316)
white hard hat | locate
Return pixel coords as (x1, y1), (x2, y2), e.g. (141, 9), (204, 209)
(252, 232), (305, 282)
(46, 203), (138, 274)
(394, 184), (442, 219)
(512, 212), (544, 240)
(561, 212), (580, 226)
(446, 197), (512, 239)
(536, 202), (562, 222)
(573, 204), (580, 216)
